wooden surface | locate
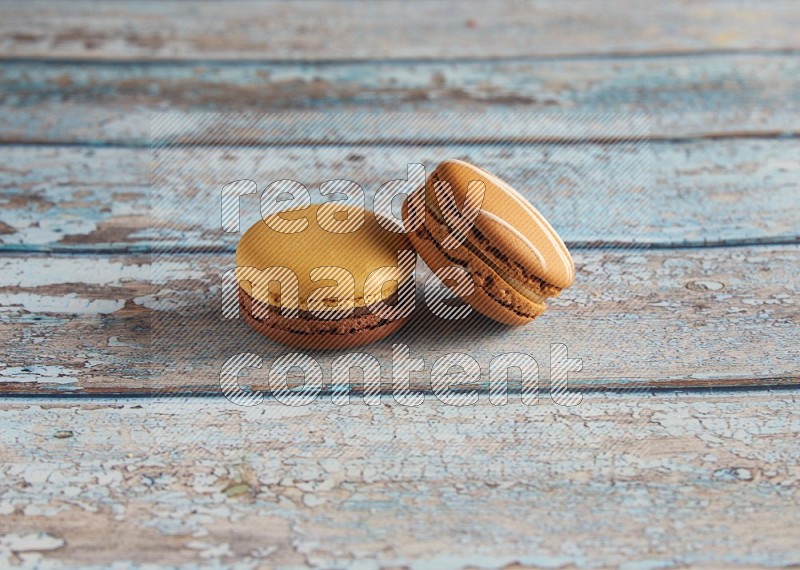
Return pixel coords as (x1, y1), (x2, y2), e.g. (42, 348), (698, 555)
(2, 246), (798, 395)
(3, 0), (799, 61)
(0, 1), (798, 568)
(2, 392), (800, 568)
(2, 138), (798, 253)
(2, 54), (800, 144)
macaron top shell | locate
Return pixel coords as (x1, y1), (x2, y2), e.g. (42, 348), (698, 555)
(236, 204), (411, 314)
(424, 159), (574, 290)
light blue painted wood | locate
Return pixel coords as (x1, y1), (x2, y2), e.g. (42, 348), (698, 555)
(0, 53), (799, 144)
(1, 2), (797, 564)
(1, 138), (798, 252)
(3, 0), (799, 61)
(2, 390), (798, 565)
(1, 245), (797, 394)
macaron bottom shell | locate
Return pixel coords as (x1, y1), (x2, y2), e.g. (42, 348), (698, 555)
(239, 286), (408, 350)
(403, 197), (548, 326)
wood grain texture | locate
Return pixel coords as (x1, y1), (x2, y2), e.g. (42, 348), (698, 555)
(1, 392), (799, 568)
(2, 0), (799, 61)
(2, 1), (798, 567)
(2, 138), (799, 253)
(1, 246), (797, 395)
(2, 53), (799, 144)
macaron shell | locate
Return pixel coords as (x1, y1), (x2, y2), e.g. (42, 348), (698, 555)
(236, 204), (412, 312)
(236, 204), (413, 349)
(427, 160), (574, 290)
(403, 197), (545, 326)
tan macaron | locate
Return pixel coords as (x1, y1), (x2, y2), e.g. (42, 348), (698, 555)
(402, 159), (574, 325)
(236, 204), (414, 349)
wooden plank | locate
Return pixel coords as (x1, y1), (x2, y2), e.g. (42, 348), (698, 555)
(1, 391), (799, 567)
(1, 245), (797, 395)
(2, 139), (798, 252)
(2, 0), (799, 61)
(1, 54), (799, 144)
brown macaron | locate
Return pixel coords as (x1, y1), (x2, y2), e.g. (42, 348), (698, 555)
(402, 159), (574, 325)
(236, 204), (414, 350)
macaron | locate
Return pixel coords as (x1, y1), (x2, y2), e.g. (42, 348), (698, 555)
(402, 159), (574, 325)
(236, 203), (413, 350)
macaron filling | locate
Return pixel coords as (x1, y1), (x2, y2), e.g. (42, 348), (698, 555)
(238, 285), (400, 337)
(415, 186), (555, 305)
(409, 219), (544, 320)
(405, 194), (546, 320)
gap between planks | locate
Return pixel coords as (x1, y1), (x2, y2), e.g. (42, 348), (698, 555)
(4, 48), (800, 66)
